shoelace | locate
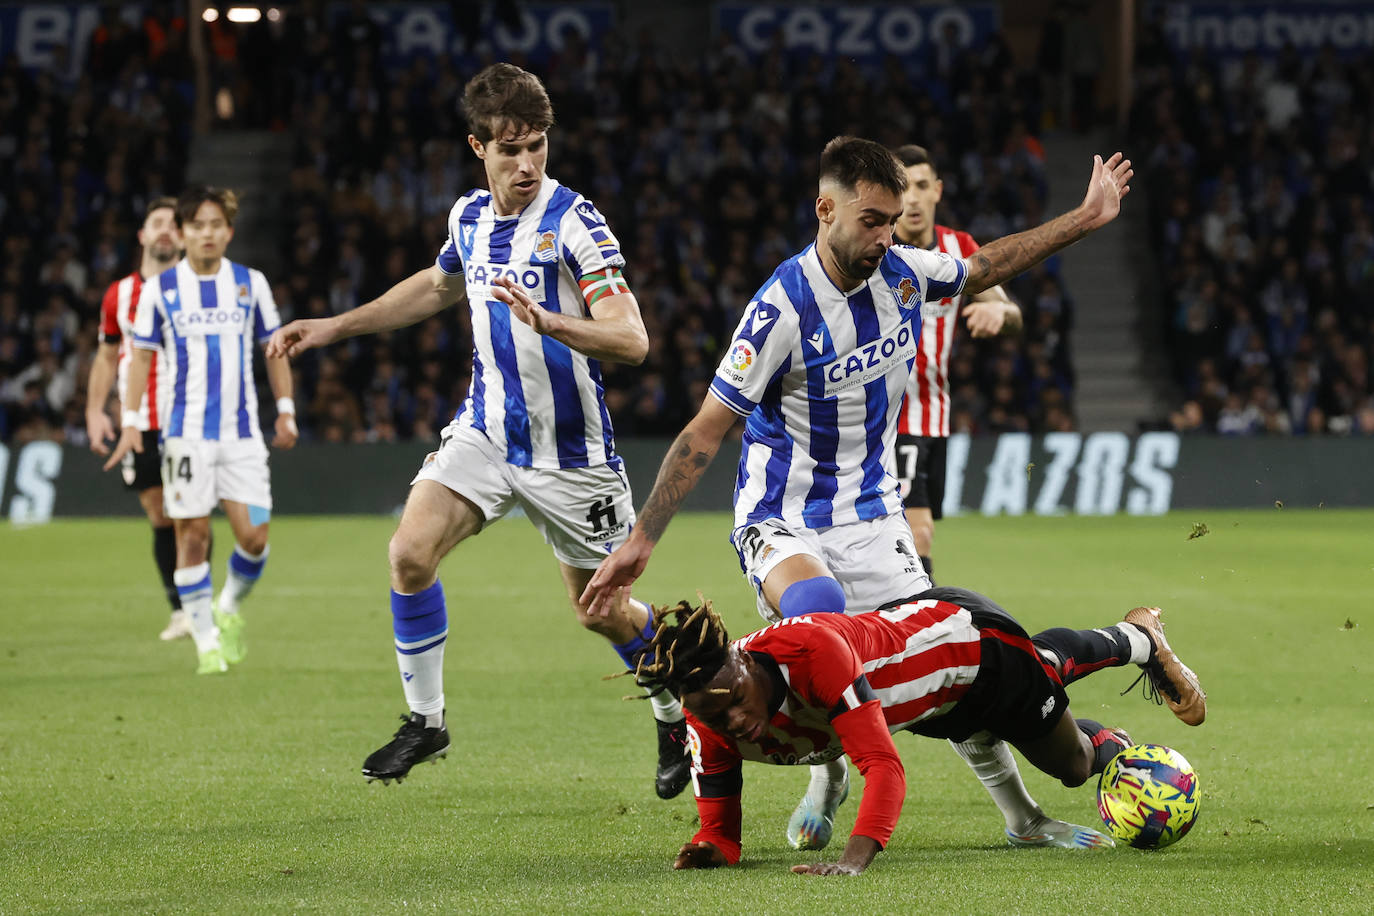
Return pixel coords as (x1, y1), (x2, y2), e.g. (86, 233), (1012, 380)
(1121, 668), (1175, 705)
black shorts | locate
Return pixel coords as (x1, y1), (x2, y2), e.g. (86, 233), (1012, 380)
(895, 434), (947, 520)
(121, 430), (163, 492)
(901, 586), (1068, 745)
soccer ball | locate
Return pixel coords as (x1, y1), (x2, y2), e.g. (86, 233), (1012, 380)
(1097, 743), (1200, 849)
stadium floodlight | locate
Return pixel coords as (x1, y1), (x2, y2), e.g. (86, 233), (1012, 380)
(202, 7), (219, 21)
(266, 8), (282, 22)
(227, 7), (262, 23)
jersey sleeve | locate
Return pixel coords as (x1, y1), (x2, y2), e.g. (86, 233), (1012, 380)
(708, 285), (798, 417)
(435, 230), (462, 276)
(831, 700), (906, 849)
(99, 281), (122, 344)
(955, 230), (981, 257)
(131, 276), (164, 350)
(559, 197), (626, 280)
(892, 246), (968, 302)
(250, 269), (281, 341)
(685, 716), (745, 865)
(435, 196), (470, 277)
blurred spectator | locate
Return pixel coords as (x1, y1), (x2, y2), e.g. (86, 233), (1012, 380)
(1133, 15), (1374, 436)
(3, 8), (1073, 444)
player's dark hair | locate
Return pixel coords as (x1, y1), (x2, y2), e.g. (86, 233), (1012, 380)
(894, 143), (938, 176)
(615, 599), (732, 699)
(144, 196), (177, 221)
(462, 63), (555, 143)
(819, 136), (907, 197)
(175, 185), (239, 227)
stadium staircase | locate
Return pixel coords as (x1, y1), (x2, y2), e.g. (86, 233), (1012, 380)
(186, 130), (295, 280)
(1041, 130), (1169, 431)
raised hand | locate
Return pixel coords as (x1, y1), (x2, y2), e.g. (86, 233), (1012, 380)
(1078, 152), (1133, 232)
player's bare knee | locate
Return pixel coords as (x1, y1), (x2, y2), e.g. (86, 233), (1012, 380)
(239, 528), (269, 556)
(911, 522), (934, 556)
(388, 535), (437, 593)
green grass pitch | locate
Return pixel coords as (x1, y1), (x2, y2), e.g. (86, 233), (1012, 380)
(2, 509), (1371, 913)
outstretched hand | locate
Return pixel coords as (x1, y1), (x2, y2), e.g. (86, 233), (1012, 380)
(790, 861), (864, 876)
(492, 277), (558, 335)
(580, 535), (654, 617)
(673, 841), (727, 870)
(1078, 152), (1133, 232)
(266, 318), (338, 359)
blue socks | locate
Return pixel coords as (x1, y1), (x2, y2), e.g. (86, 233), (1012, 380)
(392, 581), (448, 719)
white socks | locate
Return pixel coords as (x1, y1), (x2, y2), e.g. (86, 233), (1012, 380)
(172, 562), (217, 653)
(949, 732), (1043, 834)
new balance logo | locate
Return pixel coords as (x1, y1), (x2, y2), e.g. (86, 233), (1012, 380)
(1040, 696), (1056, 718)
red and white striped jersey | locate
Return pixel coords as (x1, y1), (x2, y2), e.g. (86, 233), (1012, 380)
(686, 599), (982, 861)
(99, 272), (162, 431)
(897, 226), (980, 438)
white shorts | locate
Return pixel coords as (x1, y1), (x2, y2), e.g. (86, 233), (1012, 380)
(731, 512), (932, 623)
(412, 424), (636, 569)
(161, 436), (273, 520)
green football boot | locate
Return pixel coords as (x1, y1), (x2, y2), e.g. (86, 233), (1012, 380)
(196, 646), (229, 675)
(213, 604), (246, 665)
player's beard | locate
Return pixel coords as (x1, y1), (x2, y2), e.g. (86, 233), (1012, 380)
(149, 239), (179, 265)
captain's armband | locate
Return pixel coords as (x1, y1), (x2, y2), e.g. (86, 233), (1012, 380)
(578, 268), (630, 308)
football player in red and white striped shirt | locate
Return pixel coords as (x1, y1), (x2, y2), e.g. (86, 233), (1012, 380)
(893, 145), (1023, 583)
(634, 590), (1204, 875)
(85, 197), (189, 641)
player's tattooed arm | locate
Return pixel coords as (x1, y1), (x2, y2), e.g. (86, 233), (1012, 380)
(580, 396), (739, 615)
(636, 425), (722, 543)
(964, 153), (1132, 295)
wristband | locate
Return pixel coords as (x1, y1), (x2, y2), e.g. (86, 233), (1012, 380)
(276, 397), (296, 416)
(122, 409), (140, 428)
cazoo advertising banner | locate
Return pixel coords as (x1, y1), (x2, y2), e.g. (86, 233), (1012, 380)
(7, 433), (1374, 525)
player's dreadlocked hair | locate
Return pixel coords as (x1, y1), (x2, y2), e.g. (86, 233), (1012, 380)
(612, 599), (733, 700)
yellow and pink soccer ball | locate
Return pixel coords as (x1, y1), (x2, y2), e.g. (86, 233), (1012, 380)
(1097, 743), (1200, 849)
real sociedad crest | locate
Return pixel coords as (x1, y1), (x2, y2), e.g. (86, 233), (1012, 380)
(533, 229), (558, 262)
(237, 283), (251, 306)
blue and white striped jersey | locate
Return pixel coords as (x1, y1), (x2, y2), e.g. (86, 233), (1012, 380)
(710, 242), (967, 530)
(435, 175), (627, 469)
(132, 258), (280, 441)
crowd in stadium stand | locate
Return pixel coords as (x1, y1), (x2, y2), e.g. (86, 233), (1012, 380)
(1132, 22), (1374, 436)
(0, 6), (191, 444)
(1, 9), (1081, 446)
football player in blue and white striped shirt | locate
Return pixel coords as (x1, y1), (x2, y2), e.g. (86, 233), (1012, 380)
(268, 63), (690, 795)
(585, 137), (1134, 851)
(106, 186), (299, 675)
